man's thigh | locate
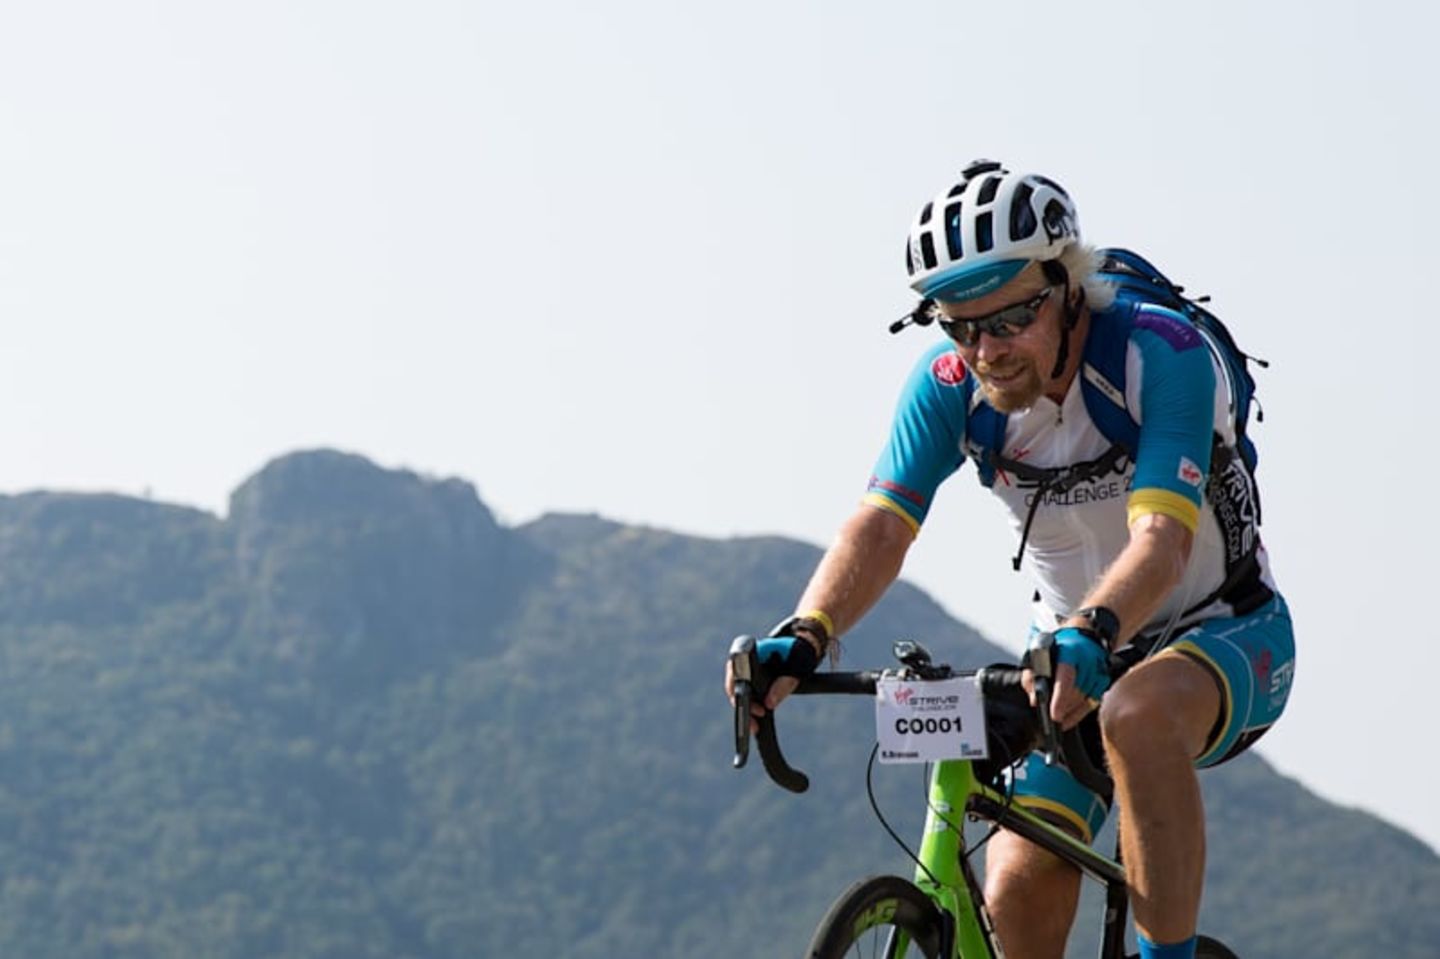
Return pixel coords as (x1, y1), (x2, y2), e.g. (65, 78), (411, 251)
(1153, 594), (1296, 767)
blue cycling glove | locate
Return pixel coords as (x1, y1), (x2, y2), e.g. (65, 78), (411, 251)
(755, 635), (821, 679)
(1050, 627), (1111, 699)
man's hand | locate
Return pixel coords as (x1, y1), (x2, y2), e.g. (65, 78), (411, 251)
(1050, 626), (1110, 728)
(723, 634), (821, 734)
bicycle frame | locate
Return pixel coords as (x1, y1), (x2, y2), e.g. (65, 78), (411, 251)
(907, 757), (1130, 959)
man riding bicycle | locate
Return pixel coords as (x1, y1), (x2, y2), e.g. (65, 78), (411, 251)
(727, 161), (1295, 959)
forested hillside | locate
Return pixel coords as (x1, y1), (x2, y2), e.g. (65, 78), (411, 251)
(0, 450), (1429, 957)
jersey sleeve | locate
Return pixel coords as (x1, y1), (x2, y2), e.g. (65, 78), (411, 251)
(864, 342), (971, 534)
(1127, 306), (1217, 532)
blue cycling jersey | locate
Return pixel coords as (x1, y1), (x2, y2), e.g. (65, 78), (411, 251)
(864, 301), (1275, 634)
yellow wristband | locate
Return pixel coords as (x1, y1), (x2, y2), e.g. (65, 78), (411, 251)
(799, 608), (836, 641)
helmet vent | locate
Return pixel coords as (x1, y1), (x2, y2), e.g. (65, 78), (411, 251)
(944, 203), (964, 261)
(947, 182), (968, 198)
(975, 211), (995, 253)
(977, 176), (1001, 205)
(918, 201), (934, 226)
(920, 232), (938, 270)
(1010, 182), (1037, 241)
(906, 241), (915, 275)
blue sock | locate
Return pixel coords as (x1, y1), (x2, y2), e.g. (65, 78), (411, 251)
(1137, 933), (1196, 959)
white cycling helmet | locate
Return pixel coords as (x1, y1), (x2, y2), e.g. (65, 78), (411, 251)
(905, 160), (1080, 302)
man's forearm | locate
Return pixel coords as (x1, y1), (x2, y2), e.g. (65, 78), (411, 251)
(1062, 513), (1193, 646)
(795, 505), (914, 644)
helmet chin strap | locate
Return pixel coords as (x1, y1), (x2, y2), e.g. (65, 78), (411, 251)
(1043, 259), (1086, 381)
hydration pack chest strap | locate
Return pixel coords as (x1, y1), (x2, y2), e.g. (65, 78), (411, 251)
(978, 444), (1131, 571)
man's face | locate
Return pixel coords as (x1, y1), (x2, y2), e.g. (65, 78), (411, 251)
(935, 267), (1063, 413)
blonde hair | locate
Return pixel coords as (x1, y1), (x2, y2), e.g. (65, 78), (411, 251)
(1057, 243), (1116, 310)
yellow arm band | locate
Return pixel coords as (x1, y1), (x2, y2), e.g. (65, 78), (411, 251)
(861, 493), (921, 536)
(798, 608), (835, 641)
(1126, 488), (1201, 532)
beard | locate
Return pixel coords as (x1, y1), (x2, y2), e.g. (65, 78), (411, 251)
(975, 359), (1045, 412)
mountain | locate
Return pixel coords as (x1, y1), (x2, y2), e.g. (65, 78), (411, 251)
(0, 449), (1429, 957)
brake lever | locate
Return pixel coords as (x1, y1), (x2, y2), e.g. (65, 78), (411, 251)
(726, 634), (809, 793)
(1028, 633), (1060, 766)
(728, 635), (757, 769)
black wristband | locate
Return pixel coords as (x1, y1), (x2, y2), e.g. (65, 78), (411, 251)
(770, 615), (831, 657)
(1074, 606), (1120, 649)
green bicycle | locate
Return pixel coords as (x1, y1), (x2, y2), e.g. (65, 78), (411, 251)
(727, 634), (1240, 959)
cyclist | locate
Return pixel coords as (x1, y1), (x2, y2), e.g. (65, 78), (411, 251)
(727, 161), (1295, 959)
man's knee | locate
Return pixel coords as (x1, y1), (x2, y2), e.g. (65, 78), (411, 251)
(1100, 656), (1220, 761)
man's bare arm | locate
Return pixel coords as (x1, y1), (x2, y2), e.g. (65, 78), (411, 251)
(1048, 513), (1194, 727)
(727, 503), (915, 714)
(795, 504), (917, 646)
(1061, 513), (1193, 644)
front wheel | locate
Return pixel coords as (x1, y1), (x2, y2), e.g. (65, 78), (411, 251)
(807, 875), (945, 959)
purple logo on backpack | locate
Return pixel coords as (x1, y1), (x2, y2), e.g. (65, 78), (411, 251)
(1135, 307), (1203, 351)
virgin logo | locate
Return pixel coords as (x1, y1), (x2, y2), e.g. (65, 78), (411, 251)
(1178, 457), (1204, 487)
(894, 687), (915, 705)
(931, 352), (967, 387)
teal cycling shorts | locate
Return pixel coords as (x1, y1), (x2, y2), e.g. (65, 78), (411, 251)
(1007, 593), (1295, 842)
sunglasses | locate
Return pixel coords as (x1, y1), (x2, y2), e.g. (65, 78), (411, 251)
(937, 287), (1054, 347)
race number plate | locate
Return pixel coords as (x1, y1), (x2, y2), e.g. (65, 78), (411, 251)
(875, 675), (988, 764)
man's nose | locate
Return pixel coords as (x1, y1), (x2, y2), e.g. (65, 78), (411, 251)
(973, 331), (1010, 364)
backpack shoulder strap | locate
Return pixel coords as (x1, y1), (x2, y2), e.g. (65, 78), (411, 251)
(962, 384), (1008, 489)
(1077, 305), (1140, 455)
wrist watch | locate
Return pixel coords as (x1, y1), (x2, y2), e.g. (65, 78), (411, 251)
(1073, 606), (1121, 650)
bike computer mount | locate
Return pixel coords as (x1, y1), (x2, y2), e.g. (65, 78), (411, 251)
(891, 640), (953, 681)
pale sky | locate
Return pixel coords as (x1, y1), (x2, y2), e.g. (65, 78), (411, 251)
(3, 1), (1437, 852)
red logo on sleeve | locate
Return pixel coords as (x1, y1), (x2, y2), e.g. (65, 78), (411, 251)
(931, 352), (967, 387)
(1177, 457), (1204, 487)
